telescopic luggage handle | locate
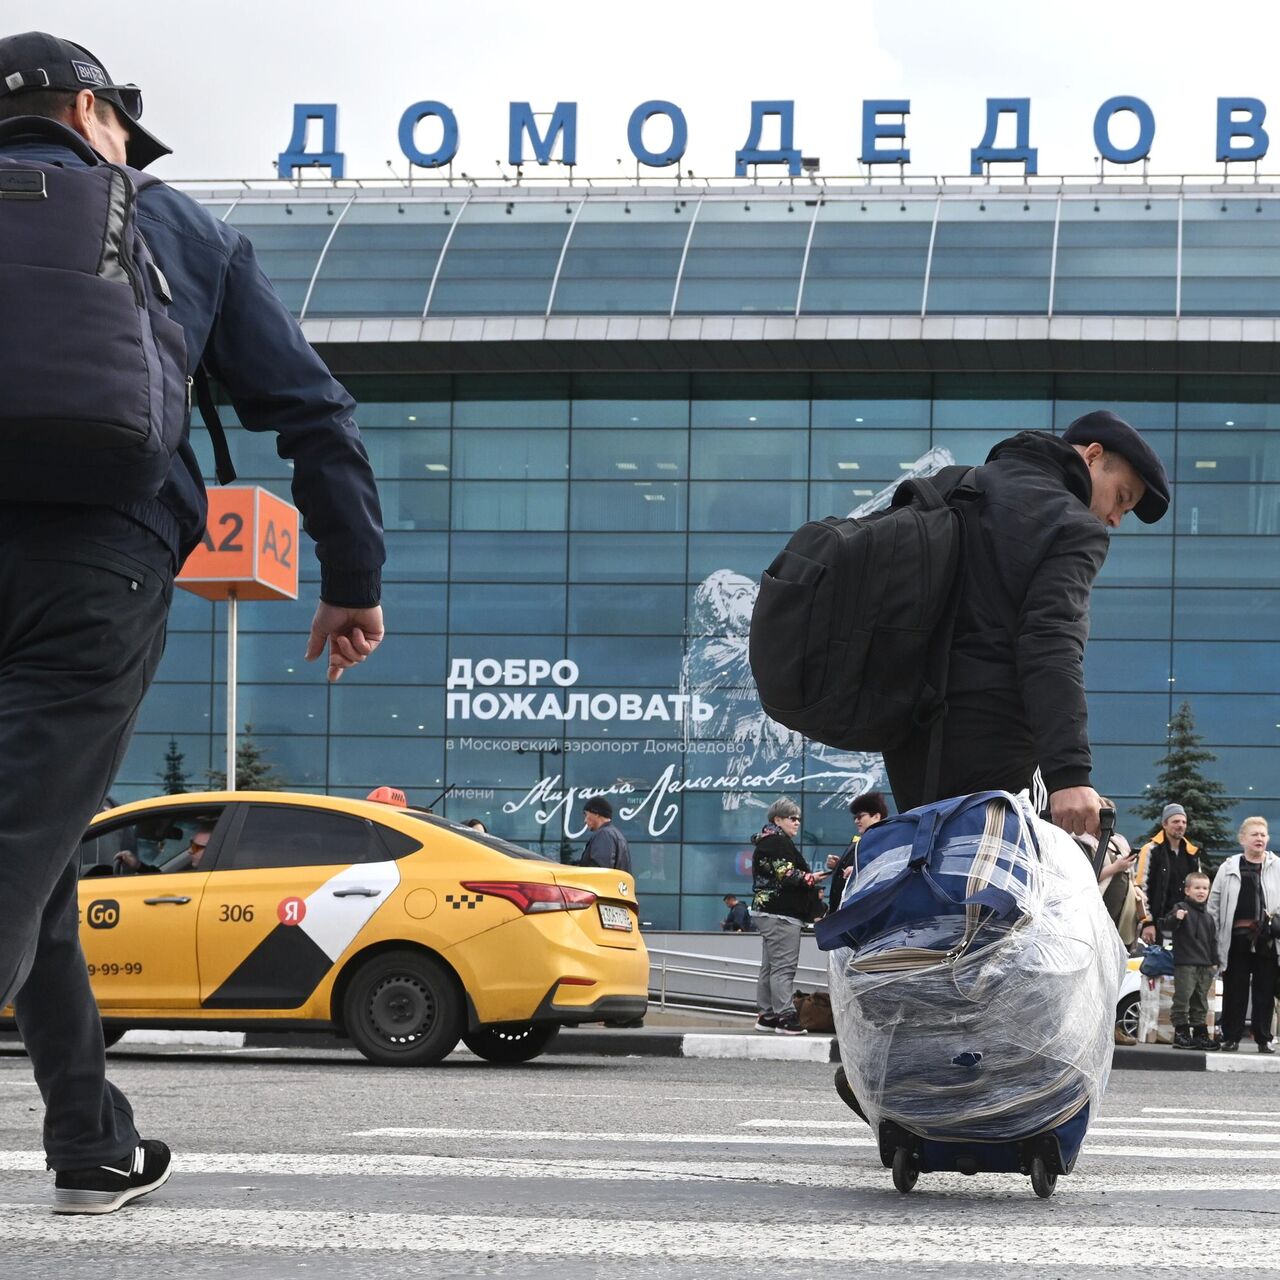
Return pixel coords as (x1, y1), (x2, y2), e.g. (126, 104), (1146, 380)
(1091, 806), (1117, 880)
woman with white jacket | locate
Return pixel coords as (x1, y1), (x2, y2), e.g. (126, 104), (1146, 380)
(1207, 817), (1280, 1052)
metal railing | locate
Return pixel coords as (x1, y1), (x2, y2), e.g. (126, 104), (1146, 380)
(646, 943), (828, 1013)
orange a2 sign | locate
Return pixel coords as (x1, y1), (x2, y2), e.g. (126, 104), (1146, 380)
(177, 487), (300, 601)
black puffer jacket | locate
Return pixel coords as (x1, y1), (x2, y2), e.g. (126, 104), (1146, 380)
(751, 827), (814, 921)
(1158, 898), (1219, 967)
(947, 432), (1111, 793)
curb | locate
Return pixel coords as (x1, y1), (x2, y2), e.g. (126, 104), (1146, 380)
(9, 1030), (1273, 1071)
(545, 1029), (1247, 1071)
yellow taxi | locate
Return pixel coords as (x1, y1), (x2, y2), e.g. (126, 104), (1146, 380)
(51, 790), (647, 1066)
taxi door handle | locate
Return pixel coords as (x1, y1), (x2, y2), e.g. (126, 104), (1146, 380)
(143, 896), (191, 905)
(332, 887), (381, 898)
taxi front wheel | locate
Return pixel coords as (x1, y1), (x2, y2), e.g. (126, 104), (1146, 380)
(342, 950), (464, 1067)
(462, 1022), (561, 1064)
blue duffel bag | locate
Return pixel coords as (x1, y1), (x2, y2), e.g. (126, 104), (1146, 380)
(818, 790), (1124, 1154)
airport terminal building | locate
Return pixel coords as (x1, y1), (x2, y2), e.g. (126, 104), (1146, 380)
(120, 177), (1280, 928)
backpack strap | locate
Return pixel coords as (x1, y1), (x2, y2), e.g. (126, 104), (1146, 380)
(917, 467), (978, 802)
(127, 171), (237, 487)
(192, 366), (237, 486)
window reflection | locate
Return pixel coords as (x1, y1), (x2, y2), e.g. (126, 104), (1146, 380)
(151, 370), (1280, 926)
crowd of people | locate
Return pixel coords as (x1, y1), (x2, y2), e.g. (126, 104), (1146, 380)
(736, 792), (1280, 1051)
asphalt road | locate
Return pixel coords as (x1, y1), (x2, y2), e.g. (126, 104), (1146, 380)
(0, 1045), (1277, 1278)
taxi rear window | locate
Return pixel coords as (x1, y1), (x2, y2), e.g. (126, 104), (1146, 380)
(393, 811), (554, 862)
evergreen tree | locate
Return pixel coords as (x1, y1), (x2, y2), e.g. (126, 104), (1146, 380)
(157, 737), (190, 795)
(207, 723), (285, 791)
(1135, 701), (1233, 851)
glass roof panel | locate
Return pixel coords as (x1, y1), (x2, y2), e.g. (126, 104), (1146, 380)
(306, 200), (452, 318)
(1054, 198), (1177, 315)
(800, 198), (933, 314)
(429, 198), (573, 315)
(675, 199), (809, 314)
(925, 198), (1055, 315)
(553, 199), (691, 314)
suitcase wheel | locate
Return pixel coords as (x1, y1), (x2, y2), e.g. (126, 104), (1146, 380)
(1030, 1155), (1057, 1199)
(891, 1147), (919, 1194)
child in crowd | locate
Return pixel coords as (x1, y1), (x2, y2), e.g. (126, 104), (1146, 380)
(1160, 870), (1220, 1051)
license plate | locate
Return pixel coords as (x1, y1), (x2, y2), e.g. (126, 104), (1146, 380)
(598, 903), (633, 931)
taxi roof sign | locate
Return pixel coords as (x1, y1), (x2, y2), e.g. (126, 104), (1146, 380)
(366, 786), (408, 808)
(177, 487), (300, 601)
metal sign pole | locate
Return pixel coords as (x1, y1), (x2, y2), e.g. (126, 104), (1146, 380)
(226, 589), (238, 791)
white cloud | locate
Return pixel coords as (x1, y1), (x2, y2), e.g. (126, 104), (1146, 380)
(6, 0), (1280, 180)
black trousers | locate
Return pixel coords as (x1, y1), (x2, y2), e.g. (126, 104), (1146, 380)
(0, 509), (172, 1170)
(882, 691), (1038, 813)
(1221, 932), (1277, 1045)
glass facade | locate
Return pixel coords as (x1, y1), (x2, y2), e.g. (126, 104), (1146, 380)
(207, 189), (1280, 319)
(116, 361), (1280, 930)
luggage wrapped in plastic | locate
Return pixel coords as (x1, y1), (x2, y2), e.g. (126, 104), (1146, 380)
(817, 790), (1124, 1143)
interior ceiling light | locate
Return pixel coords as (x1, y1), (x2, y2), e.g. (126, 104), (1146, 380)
(425, 463), (449, 472)
(656, 462), (679, 471)
(1194, 460), (1217, 469)
(615, 462), (639, 471)
(836, 461), (861, 471)
(642, 493), (666, 501)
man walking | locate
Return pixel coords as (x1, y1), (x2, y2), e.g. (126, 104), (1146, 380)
(1137, 804), (1202, 944)
(579, 797), (632, 873)
(0, 32), (385, 1213)
(882, 411), (1169, 837)
(721, 893), (751, 931)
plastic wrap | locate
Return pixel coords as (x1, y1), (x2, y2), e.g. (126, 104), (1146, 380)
(827, 792), (1124, 1142)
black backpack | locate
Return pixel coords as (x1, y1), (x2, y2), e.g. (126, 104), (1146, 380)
(749, 465), (978, 758)
(0, 117), (196, 505)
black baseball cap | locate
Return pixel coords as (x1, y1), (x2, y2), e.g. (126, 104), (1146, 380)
(0, 31), (170, 169)
(582, 796), (613, 819)
(1061, 410), (1170, 524)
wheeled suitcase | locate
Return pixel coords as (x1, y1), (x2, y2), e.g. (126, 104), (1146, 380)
(816, 791), (1123, 1198)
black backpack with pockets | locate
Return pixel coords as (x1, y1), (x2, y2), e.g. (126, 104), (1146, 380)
(0, 116), (234, 505)
(748, 465), (978, 757)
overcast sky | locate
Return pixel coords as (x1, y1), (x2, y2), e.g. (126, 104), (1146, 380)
(9, 1), (1280, 183)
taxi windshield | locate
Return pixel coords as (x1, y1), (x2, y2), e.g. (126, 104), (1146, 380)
(398, 810), (555, 862)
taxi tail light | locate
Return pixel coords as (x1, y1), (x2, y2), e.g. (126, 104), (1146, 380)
(461, 881), (597, 914)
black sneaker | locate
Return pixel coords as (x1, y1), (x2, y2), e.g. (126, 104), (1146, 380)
(53, 1139), (171, 1215)
(774, 1012), (807, 1036)
(754, 1013), (779, 1031)
(1258, 1042), (1276, 1055)
(1221, 1040), (1240, 1052)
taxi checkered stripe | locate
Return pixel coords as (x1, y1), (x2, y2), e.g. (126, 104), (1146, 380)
(445, 893), (484, 910)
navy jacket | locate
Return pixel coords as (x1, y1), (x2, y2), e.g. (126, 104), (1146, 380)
(0, 127), (384, 606)
(581, 823), (632, 874)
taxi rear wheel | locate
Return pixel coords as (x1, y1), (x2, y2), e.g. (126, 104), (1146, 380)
(462, 1022), (561, 1064)
(343, 951), (464, 1067)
